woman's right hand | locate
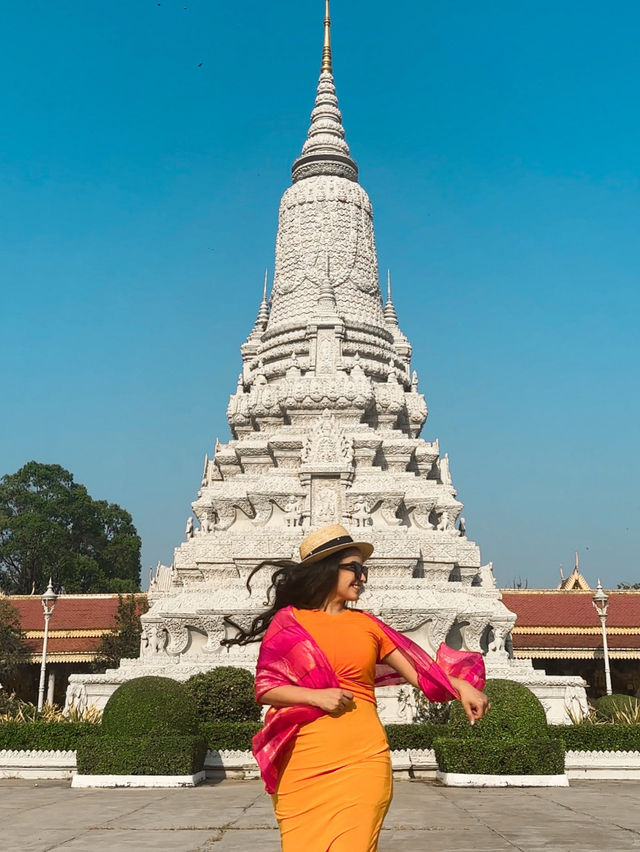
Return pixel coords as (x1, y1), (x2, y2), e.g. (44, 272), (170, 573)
(312, 688), (355, 714)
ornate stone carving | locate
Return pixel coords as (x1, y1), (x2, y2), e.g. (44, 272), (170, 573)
(284, 495), (304, 527)
(439, 453), (452, 486)
(311, 477), (341, 526)
(349, 495), (371, 527)
(302, 410), (354, 474)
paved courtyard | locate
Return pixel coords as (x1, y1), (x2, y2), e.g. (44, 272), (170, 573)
(2, 778), (639, 852)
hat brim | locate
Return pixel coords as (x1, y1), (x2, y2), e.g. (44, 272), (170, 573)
(299, 540), (374, 566)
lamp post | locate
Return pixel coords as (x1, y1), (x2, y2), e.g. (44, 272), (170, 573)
(37, 578), (58, 712)
(592, 579), (612, 697)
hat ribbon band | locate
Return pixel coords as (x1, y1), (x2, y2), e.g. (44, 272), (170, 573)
(307, 534), (354, 558)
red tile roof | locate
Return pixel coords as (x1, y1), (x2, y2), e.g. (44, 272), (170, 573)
(24, 636), (104, 654)
(501, 590), (640, 629)
(515, 633), (640, 649)
(5, 593), (146, 661)
(8, 595), (126, 631)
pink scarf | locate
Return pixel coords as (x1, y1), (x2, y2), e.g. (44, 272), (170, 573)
(252, 606), (485, 793)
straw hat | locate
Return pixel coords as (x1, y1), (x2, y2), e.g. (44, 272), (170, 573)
(298, 524), (374, 566)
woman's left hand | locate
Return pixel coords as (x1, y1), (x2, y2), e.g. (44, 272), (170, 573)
(449, 677), (491, 724)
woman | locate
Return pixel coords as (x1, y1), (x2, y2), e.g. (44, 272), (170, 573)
(223, 524), (489, 851)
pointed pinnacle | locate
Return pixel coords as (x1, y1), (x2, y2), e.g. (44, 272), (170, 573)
(384, 270), (399, 326)
(321, 0), (332, 74)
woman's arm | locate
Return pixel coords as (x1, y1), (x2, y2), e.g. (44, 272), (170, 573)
(259, 685), (355, 714)
(382, 649), (490, 724)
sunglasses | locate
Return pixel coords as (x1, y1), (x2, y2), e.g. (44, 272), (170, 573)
(339, 561), (368, 581)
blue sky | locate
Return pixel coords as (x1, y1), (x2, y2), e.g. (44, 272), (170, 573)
(1, 0), (638, 590)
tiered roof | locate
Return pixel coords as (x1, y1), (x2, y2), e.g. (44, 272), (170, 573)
(6, 594), (145, 662)
(502, 590), (640, 659)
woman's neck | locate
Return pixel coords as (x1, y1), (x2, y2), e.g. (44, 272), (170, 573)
(320, 598), (346, 615)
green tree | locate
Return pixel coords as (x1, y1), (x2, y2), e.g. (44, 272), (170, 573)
(618, 582), (640, 590)
(93, 594), (149, 672)
(0, 462), (141, 594)
(0, 597), (28, 682)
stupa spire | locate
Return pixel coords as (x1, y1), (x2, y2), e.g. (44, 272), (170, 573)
(256, 269), (269, 326)
(241, 271), (270, 359)
(384, 270), (399, 326)
(321, 0), (332, 73)
(291, 1), (358, 183)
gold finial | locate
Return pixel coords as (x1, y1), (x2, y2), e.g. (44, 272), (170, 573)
(321, 0), (332, 74)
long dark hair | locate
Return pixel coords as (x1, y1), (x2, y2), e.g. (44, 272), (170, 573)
(221, 554), (343, 647)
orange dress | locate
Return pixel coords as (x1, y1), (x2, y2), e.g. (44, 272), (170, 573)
(272, 608), (397, 852)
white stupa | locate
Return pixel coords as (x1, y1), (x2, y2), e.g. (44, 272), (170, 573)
(67, 2), (586, 723)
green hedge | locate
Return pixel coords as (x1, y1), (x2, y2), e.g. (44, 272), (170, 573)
(384, 723), (448, 751)
(595, 694), (640, 722)
(185, 668), (261, 723)
(76, 733), (207, 775)
(200, 720), (261, 751)
(434, 736), (565, 776)
(0, 722), (95, 751)
(448, 679), (547, 738)
(102, 677), (199, 736)
(548, 724), (640, 753)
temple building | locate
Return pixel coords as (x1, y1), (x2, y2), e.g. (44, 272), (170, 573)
(46, 3), (595, 721)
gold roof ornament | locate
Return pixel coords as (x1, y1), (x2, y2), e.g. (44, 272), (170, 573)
(321, 0), (332, 74)
(557, 551), (592, 591)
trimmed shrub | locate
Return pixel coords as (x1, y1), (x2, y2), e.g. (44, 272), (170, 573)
(76, 733), (207, 775)
(0, 721), (95, 751)
(434, 735), (565, 776)
(548, 724), (640, 753)
(201, 720), (262, 751)
(595, 694), (640, 722)
(384, 723), (448, 751)
(185, 667), (261, 723)
(102, 677), (199, 736)
(448, 678), (547, 738)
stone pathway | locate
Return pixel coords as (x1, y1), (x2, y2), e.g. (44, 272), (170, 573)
(2, 778), (640, 851)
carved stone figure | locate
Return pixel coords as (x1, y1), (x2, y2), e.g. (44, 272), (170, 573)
(436, 511), (451, 531)
(439, 453), (452, 486)
(458, 516), (466, 536)
(284, 495), (303, 527)
(351, 495), (371, 527)
(185, 516), (194, 539)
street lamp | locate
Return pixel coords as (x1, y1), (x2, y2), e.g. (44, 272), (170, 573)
(592, 579), (612, 697)
(37, 578), (58, 713)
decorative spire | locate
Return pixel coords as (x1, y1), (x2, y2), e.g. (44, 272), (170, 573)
(316, 252), (338, 313)
(321, 0), (332, 73)
(241, 271), (270, 359)
(383, 270), (399, 326)
(291, 2), (358, 183)
(256, 269), (269, 326)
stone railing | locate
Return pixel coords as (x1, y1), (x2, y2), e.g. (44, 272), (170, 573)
(0, 749), (76, 780)
(2, 748), (640, 782)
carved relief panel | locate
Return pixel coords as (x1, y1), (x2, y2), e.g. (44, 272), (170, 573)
(311, 476), (342, 526)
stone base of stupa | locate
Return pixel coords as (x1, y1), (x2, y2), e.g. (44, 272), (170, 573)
(66, 649), (586, 726)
